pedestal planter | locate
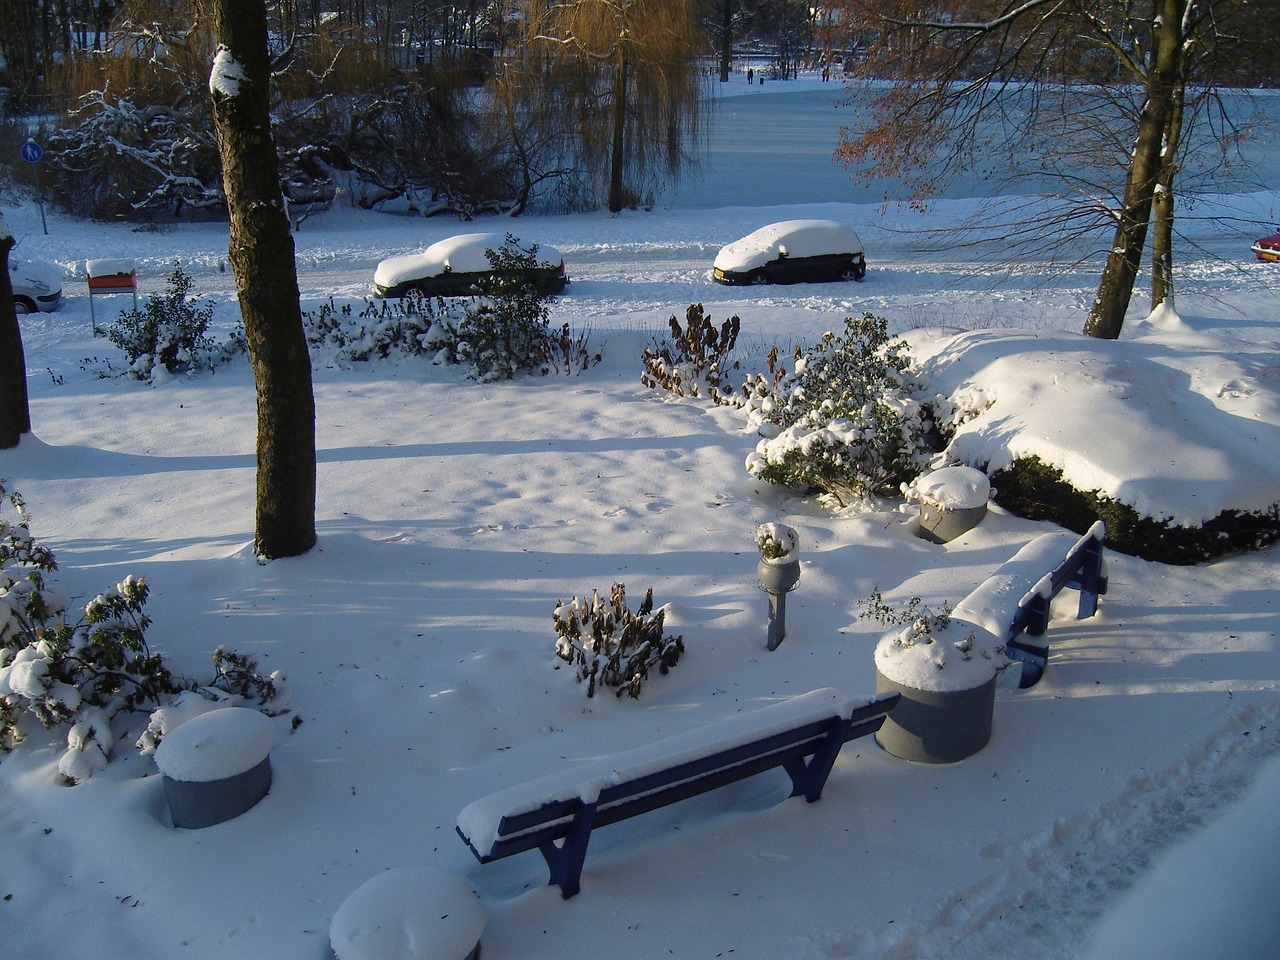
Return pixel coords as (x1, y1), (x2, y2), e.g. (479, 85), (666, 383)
(871, 616), (1002, 764)
(756, 522), (802, 651)
(331, 867), (487, 960)
(154, 707), (273, 829)
(910, 466), (991, 544)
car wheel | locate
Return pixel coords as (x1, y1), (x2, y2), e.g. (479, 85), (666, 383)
(838, 265), (859, 282)
(13, 297), (36, 315)
(748, 270), (769, 285)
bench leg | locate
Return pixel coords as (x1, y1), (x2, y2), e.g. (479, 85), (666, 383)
(1075, 540), (1106, 619)
(783, 719), (851, 802)
(538, 800), (598, 899)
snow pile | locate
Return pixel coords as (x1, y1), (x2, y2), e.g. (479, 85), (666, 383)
(914, 316), (1280, 524)
(152, 707), (272, 783)
(330, 867), (486, 960)
(209, 47), (248, 99)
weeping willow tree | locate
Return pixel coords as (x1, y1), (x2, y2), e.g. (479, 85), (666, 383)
(495, 0), (708, 213)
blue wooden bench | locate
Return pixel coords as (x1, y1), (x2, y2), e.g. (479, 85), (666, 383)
(953, 521), (1107, 688)
(455, 687), (899, 898)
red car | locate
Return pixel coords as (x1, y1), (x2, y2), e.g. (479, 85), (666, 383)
(1252, 229), (1280, 262)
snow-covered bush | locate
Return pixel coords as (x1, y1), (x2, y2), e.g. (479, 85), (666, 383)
(455, 237), (598, 381)
(553, 583), (685, 699)
(0, 481), (286, 782)
(746, 313), (934, 506)
(641, 303), (743, 403)
(756, 522), (799, 561)
(303, 295), (457, 365)
(104, 266), (243, 380)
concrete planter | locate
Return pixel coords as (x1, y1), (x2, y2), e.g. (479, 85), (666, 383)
(917, 500), (988, 544)
(154, 707), (273, 829)
(910, 466), (991, 544)
(873, 669), (996, 763)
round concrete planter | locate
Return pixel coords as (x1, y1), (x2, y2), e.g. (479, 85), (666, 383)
(331, 867), (486, 960)
(873, 669), (996, 763)
(917, 500), (988, 544)
(910, 466), (991, 544)
(154, 707), (273, 829)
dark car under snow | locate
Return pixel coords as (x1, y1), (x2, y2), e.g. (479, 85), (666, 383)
(712, 219), (866, 286)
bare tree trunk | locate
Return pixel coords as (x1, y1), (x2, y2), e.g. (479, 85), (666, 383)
(209, 0), (317, 559)
(718, 0), (732, 82)
(1083, 0), (1186, 339)
(608, 54), (628, 213)
(1151, 81), (1186, 310)
(0, 218), (32, 450)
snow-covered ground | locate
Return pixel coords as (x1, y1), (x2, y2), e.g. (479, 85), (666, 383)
(2, 76), (1279, 960)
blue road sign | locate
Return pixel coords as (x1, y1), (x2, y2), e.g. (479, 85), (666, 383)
(20, 139), (43, 163)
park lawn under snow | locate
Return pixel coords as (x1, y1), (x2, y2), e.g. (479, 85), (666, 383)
(3, 77), (1280, 960)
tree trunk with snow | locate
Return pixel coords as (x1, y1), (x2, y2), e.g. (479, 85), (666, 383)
(1083, 0), (1187, 338)
(1151, 80), (1186, 311)
(209, 0), (317, 559)
(0, 213), (32, 450)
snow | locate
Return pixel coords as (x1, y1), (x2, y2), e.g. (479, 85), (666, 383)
(712, 219), (864, 272)
(152, 707), (272, 783)
(84, 258), (136, 278)
(1, 75), (1279, 960)
(329, 866), (486, 960)
(208, 46), (248, 99)
(907, 465), (991, 510)
(873, 619), (1005, 692)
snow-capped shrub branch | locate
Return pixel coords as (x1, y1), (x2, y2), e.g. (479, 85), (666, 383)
(102, 265), (245, 380)
(641, 303), (743, 403)
(0, 481), (286, 783)
(553, 584), (685, 699)
(745, 313), (934, 506)
(455, 237), (600, 381)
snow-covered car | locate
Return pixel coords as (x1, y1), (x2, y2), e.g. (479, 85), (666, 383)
(8, 257), (64, 313)
(712, 219), (866, 286)
(373, 233), (567, 298)
(1251, 229), (1280, 262)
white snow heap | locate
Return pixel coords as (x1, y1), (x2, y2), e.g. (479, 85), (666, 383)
(330, 867), (486, 960)
(153, 706), (272, 782)
(906, 465), (991, 509)
(912, 317), (1280, 525)
(874, 616), (1006, 693)
(209, 46), (249, 99)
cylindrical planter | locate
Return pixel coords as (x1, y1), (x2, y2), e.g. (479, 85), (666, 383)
(874, 669), (996, 763)
(910, 466), (991, 544)
(918, 501), (988, 544)
(154, 707), (273, 829)
(331, 867), (487, 960)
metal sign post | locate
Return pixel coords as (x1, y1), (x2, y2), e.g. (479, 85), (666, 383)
(19, 139), (48, 236)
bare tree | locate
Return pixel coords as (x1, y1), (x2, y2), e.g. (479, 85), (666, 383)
(0, 211), (32, 450)
(498, 0), (708, 213)
(834, 0), (1256, 339)
(209, 0), (317, 559)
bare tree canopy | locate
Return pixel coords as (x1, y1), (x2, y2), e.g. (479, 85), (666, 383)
(833, 0), (1273, 339)
(495, 0), (709, 213)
